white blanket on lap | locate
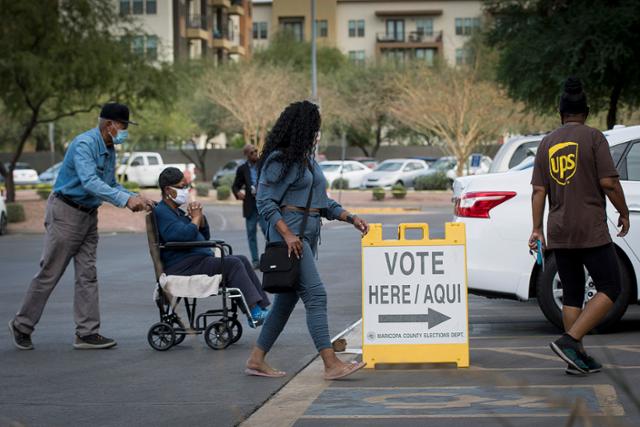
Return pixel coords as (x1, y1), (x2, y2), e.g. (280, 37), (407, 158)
(158, 273), (222, 299)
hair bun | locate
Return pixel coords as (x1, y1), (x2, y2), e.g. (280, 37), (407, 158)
(564, 77), (583, 95)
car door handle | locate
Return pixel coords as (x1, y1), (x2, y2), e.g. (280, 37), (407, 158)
(629, 205), (640, 213)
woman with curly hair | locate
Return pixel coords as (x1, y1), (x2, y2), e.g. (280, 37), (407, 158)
(244, 100), (370, 380)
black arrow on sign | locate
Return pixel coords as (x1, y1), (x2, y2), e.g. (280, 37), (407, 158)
(378, 308), (451, 329)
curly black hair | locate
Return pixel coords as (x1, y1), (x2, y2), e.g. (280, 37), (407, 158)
(258, 100), (321, 181)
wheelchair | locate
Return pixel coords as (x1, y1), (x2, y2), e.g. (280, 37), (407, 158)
(144, 212), (257, 351)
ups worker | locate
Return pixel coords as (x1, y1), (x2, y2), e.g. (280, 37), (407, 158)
(529, 77), (630, 375)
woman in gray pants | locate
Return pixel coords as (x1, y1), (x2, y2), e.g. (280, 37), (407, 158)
(245, 101), (370, 380)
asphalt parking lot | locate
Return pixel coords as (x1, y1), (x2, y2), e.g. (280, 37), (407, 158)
(0, 206), (638, 427)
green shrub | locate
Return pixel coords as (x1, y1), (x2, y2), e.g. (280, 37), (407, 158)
(217, 185), (231, 201)
(414, 172), (451, 191)
(7, 203), (26, 223)
(36, 189), (52, 200)
(122, 181), (140, 192)
(195, 183), (210, 197)
(372, 187), (385, 201)
(219, 174), (235, 188)
(331, 178), (349, 190)
(391, 183), (407, 199)
(35, 183), (52, 190)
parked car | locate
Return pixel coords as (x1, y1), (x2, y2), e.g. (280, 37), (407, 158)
(0, 191), (7, 235)
(116, 152), (196, 188)
(452, 125), (640, 330)
(320, 160), (372, 189)
(419, 155), (492, 182)
(38, 162), (63, 184)
(410, 156), (440, 167)
(349, 157), (379, 170)
(211, 159), (244, 188)
(3, 162), (40, 186)
(361, 158), (429, 189)
(489, 135), (546, 173)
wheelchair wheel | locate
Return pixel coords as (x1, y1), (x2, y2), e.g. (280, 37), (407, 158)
(204, 321), (231, 350)
(226, 318), (243, 344)
(148, 322), (176, 351)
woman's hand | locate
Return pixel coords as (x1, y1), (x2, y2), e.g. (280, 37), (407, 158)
(353, 216), (369, 235)
(188, 202), (203, 226)
(284, 231), (303, 259)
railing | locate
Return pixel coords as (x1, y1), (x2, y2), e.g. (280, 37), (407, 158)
(376, 30), (443, 43)
(187, 14), (208, 30)
(231, 0), (243, 5)
(376, 32), (405, 43)
(213, 28), (230, 40)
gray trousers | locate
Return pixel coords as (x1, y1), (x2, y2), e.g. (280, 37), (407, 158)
(14, 195), (100, 336)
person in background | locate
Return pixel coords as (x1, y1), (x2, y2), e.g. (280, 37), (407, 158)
(529, 77), (630, 375)
(232, 144), (267, 269)
(154, 167), (270, 327)
(9, 102), (153, 351)
(245, 100), (369, 380)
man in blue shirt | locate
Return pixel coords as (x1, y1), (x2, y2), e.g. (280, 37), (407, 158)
(232, 144), (267, 269)
(8, 103), (153, 351)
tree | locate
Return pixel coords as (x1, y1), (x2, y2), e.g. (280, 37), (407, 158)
(201, 62), (304, 149)
(485, 0), (640, 129)
(390, 64), (520, 176)
(0, 0), (172, 202)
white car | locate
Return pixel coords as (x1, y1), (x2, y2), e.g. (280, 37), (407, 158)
(361, 159), (429, 189)
(420, 155), (492, 183)
(320, 161), (371, 189)
(117, 152), (197, 188)
(453, 125), (640, 330)
(0, 191), (7, 235)
(489, 135), (545, 173)
(5, 162), (39, 185)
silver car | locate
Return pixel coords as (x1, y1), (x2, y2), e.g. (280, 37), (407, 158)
(361, 158), (429, 189)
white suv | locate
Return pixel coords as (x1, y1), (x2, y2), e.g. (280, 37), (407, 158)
(453, 125), (640, 330)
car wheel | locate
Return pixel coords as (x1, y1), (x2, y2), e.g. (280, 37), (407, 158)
(535, 251), (632, 332)
(0, 213), (7, 235)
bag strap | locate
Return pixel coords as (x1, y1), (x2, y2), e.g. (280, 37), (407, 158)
(298, 163), (315, 237)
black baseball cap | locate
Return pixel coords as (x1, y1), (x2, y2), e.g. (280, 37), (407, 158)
(99, 102), (138, 125)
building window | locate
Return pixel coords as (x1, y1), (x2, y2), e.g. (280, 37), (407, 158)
(415, 48), (435, 66)
(132, 0), (144, 15)
(132, 36), (145, 56)
(382, 49), (406, 63)
(146, 0), (157, 14)
(455, 48), (473, 65)
(416, 18), (433, 36)
(348, 50), (366, 65)
(281, 19), (304, 42)
(455, 17), (480, 36)
(119, 0), (129, 15)
(146, 35), (158, 60)
(316, 20), (328, 38)
(348, 19), (365, 37)
(253, 21), (268, 39)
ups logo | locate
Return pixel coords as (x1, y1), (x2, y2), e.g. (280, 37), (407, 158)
(549, 141), (579, 185)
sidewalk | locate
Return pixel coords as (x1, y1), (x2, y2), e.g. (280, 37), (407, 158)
(6, 189), (453, 234)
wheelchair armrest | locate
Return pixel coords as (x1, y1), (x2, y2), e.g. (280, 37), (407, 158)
(161, 240), (227, 249)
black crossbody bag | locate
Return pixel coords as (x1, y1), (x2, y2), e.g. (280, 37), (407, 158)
(259, 167), (314, 294)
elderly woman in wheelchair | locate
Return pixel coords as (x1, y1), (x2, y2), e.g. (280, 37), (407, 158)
(146, 167), (270, 351)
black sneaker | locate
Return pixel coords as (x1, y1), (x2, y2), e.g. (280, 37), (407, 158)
(565, 365), (589, 376)
(8, 320), (33, 350)
(582, 354), (602, 373)
(550, 334), (589, 374)
(73, 333), (117, 349)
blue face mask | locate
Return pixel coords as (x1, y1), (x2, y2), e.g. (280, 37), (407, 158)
(112, 129), (128, 145)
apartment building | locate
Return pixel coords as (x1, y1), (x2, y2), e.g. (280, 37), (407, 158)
(117, 0), (253, 63)
(251, 0), (482, 66)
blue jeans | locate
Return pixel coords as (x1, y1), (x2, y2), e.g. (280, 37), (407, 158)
(257, 211), (331, 353)
(246, 209), (267, 263)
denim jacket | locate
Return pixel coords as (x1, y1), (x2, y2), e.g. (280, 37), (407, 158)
(256, 151), (345, 230)
(53, 127), (132, 208)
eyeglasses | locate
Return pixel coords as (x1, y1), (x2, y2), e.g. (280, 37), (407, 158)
(170, 184), (191, 190)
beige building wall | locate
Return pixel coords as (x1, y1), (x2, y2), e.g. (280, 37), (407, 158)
(337, 0), (482, 66)
(252, 2), (273, 50)
(115, 0), (175, 62)
(270, 0), (338, 46)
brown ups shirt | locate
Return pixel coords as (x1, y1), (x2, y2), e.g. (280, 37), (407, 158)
(531, 123), (619, 249)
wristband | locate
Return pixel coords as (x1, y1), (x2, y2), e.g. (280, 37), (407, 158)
(346, 214), (355, 224)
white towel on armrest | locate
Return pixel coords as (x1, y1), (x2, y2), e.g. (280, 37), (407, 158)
(158, 273), (222, 299)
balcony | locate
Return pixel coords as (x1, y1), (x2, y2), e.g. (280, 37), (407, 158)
(376, 30), (442, 44)
(229, 0), (244, 16)
(211, 29), (232, 50)
(209, 0), (231, 7)
(187, 15), (209, 40)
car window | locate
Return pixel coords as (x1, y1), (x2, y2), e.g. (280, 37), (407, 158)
(410, 162), (424, 170)
(321, 164), (341, 172)
(223, 162), (237, 170)
(343, 164), (356, 172)
(131, 156), (143, 166)
(147, 156), (159, 166)
(375, 162), (403, 172)
(621, 142), (640, 181)
(352, 163), (365, 171)
(610, 143), (628, 169)
(508, 141), (541, 169)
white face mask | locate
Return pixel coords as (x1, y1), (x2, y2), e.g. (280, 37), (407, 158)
(170, 187), (189, 205)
